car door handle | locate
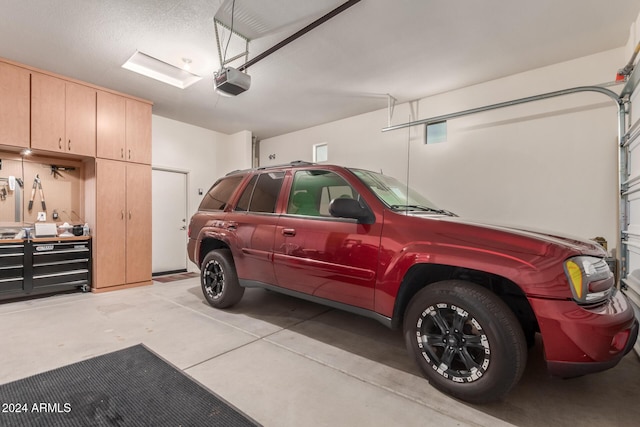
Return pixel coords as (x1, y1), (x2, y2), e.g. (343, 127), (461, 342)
(282, 228), (296, 237)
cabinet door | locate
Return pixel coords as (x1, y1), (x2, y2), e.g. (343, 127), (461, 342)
(65, 82), (96, 157)
(125, 99), (152, 164)
(95, 159), (127, 288)
(31, 73), (65, 152)
(97, 91), (126, 160)
(0, 62), (30, 148)
(125, 163), (152, 284)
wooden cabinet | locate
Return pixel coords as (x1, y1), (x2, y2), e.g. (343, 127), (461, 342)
(97, 93), (151, 164)
(1, 57), (152, 294)
(94, 159), (151, 289)
(0, 62), (30, 148)
(31, 72), (96, 157)
(125, 163), (152, 282)
(97, 91), (126, 160)
(94, 159), (126, 288)
(125, 99), (152, 164)
(31, 74), (65, 152)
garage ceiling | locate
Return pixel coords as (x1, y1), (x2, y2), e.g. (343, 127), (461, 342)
(1, 0), (639, 139)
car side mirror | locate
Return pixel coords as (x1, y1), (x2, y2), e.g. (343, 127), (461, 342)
(329, 198), (374, 224)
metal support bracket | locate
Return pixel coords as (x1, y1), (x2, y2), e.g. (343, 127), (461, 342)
(382, 86), (622, 132)
(214, 19), (250, 69)
(387, 94), (397, 127)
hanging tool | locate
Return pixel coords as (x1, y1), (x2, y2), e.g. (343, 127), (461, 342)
(0, 177), (11, 201)
(50, 164), (76, 179)
(28, 174), (46, 211)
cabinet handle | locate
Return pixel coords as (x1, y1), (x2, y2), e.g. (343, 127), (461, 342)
(121, 148), (124, 159)
(68, 139), (71, 150)
(121, 210), (124, 220)
(128, 149), (131, 160)
(58, 137), (62, 149)
(129, 211), (132, 220)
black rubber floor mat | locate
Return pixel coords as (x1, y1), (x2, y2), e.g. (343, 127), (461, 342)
(0, 344), (260, 426)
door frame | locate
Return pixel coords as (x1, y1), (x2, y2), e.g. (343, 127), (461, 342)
(151, 165), (191, 275)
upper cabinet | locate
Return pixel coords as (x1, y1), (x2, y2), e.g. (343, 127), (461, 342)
(1, 59), (151, 163)
(31, 72), (96, 157)
(126, 99), (152, 164)
(97, 90), (126, 160)
(0, 62), (30, 148)
(97, 93), (151, 164)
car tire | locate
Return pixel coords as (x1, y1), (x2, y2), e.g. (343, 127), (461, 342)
(200, 249), (244, 309)
(403, 280), (527, 403)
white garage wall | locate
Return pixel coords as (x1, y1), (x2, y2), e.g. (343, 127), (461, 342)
(259, 48), (626, 255)
(153, 115), (222, 220)
(153, 115), (252, 215)
(215, 130), (253, 176)
(152, 115), (252, 271)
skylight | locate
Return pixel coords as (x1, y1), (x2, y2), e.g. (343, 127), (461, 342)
(122, 51), (202, 89)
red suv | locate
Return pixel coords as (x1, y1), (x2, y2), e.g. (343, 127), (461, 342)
(188, 161), (638, 403)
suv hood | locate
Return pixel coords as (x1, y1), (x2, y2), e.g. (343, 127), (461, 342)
(404, 213), (606, 257)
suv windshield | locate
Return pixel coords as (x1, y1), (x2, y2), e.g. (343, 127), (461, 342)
(350, 169), (453, 215)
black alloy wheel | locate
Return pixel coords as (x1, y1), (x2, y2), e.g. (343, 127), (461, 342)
(200, 249), (244, 308)
(203, 258), (224, 300)
(417, 302), (491, 383)
(404, 280), (527, 403)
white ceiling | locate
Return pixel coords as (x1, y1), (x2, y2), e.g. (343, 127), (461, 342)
(1, 0), (639, 139)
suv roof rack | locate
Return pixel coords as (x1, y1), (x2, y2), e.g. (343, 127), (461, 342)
(257, 160), (314, 170)
(225, 160), (315, 176)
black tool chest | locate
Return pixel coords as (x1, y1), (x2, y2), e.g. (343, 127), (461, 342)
(0, 237), (91, 300)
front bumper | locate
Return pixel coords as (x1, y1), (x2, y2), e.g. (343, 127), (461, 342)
(529, 288), (638, 378)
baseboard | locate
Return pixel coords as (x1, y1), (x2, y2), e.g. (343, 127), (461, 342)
(91, 280), (153, 293)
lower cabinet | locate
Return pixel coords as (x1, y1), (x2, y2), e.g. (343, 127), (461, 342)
(0, 238), (91, 300)
(94, 159), (151, 290)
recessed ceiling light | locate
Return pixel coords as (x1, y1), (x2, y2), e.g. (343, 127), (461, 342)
(122, 51), (202, 89)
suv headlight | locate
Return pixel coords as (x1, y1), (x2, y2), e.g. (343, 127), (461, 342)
(564, 256), (614, 305)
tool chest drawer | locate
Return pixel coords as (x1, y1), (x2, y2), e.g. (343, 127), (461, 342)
(0, 244), (25, 296)
(32, 241), (90, 265)
(32, 241), (90, 290)
(0, 244), (24, 267)
(0, 238), (91, 300)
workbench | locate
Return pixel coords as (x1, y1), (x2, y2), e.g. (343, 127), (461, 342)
(0, 236), (91, 300)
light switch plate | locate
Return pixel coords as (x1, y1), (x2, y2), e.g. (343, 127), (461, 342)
(37, 212), (46, 221)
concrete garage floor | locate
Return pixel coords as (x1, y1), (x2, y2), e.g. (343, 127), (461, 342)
(1, 277), (638, 427)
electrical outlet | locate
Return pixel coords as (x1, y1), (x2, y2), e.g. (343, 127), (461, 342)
(37, 212), (46, 222)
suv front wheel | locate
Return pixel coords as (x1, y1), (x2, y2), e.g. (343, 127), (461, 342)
(403, 280), (527, 403)
(200, 249), (244, 308)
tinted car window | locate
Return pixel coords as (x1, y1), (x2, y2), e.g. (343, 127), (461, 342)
(234, 172), (284, 213)
(235, 175), (258, 212)
(250, 172), (285, 213)
(199, 175), (244, 211)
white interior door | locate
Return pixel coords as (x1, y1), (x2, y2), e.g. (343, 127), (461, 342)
(152, 168), (188, 274)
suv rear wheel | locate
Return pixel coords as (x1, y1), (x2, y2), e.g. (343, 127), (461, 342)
(403, 280), (527, 403)
(200, 249), (244, 308)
